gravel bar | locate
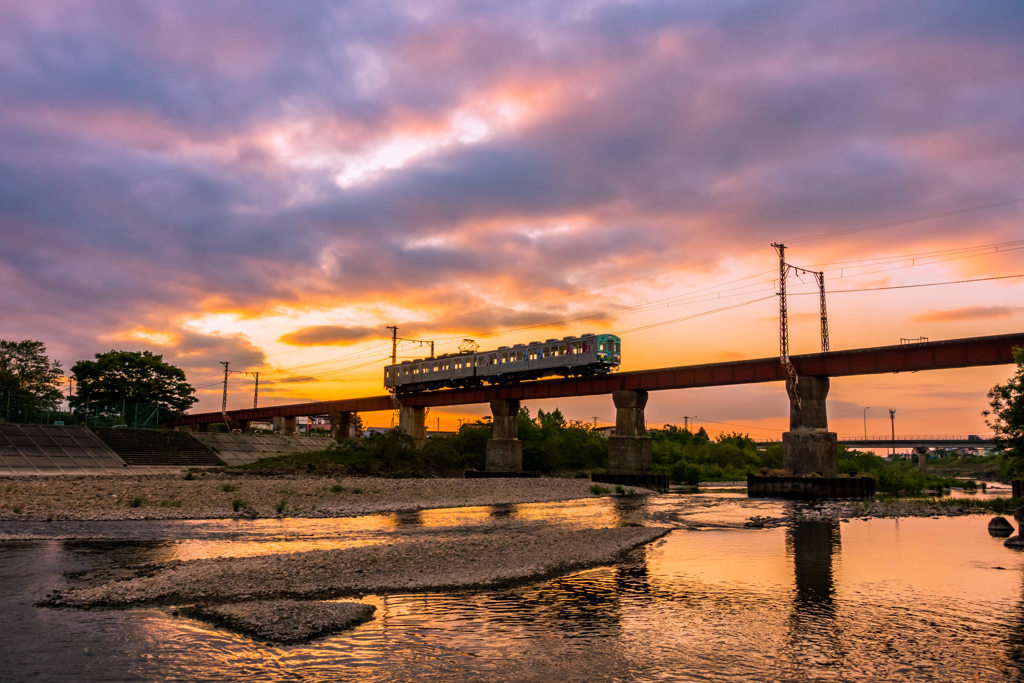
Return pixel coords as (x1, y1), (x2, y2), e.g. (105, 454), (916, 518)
(0, 474), (632, 521)
(181, 600), (376, 644)
(43, 525), (671, 608)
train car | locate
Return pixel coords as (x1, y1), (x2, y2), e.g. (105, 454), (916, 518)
(384, 333), (621, 393)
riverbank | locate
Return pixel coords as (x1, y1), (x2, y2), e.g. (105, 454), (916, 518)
(0, 473), (626, 522)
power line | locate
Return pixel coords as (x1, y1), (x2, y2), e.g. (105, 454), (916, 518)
(790, 272), (1024, 295)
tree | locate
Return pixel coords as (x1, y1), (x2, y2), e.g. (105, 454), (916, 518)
(0, 340), (65, 418)
(70, 350), (198, 423)
(985, 347), (1024, 475)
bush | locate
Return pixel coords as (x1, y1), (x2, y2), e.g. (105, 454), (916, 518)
(232, 498), (246, 511)
(127, 496), (146, 508)
(221, 483), (238, 492)
(590, 484), (611, 495)
(275, 499), (287, 514)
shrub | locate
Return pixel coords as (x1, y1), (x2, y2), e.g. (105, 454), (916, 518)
(183, 471), (194, 481)
(330, 484), (345, 493)
(221, 483), (238, 492)
(590, 484), (611, 495)
(275, 499), (287, 514)
(127, 496), (146, 508)
(232, 498), (246, 511)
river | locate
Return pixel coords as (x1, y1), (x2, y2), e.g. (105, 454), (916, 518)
(1, 490), (1022, 682)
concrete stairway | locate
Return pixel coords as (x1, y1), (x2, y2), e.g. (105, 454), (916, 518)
(91, 428), (225, 467)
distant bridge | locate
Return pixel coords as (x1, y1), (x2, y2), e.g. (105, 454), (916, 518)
(178, 332), (1024, 426)
(756, 435), (998, 449)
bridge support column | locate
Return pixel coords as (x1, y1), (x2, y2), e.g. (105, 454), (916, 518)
(272, 416), (296, 436)
(227, 419), (249, 433)
(782, 376), (838, 477)
(197, 423), (209, 432)
(915, 447), (929, 470)
(399, 406), (426, 449)
(608, 390), (652, 474)
(487, 399), (522, 472)
(330, 411), (352, 440)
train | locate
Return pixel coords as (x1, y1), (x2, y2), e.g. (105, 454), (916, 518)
(384, 333), (621, 393)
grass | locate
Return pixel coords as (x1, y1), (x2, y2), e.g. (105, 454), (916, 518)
(330, 484), (345, 493)
(160, 499), (183, 508)
(351, 487), (363, 494)
(590, 484), (612, 495)
(127, 496), (146, 508)
(12, 505), (22, 514)
(221, 483), (238, 492)
(183, 471), (194, 481)
(275, 499), (287, 514)
(232, 498), (247, 512)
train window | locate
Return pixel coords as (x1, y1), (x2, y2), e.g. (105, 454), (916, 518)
(614, 342), (620, 353)
(599, 342), (605, 351)
(559, 345), (567, 355)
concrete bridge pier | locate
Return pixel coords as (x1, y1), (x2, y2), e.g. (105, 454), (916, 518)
(330, 411), (352, 441)
(272, 415), (297, 436)
(227, 419), (249, 433)
(915, 446), (929, 470)
(608, 390), (652, 474)
(782, 376), (838, 477)
(399, 406), (426, 448)
(486, 399), (522, 471)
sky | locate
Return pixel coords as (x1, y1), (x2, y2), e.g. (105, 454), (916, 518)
(1, 0), (1023, 439)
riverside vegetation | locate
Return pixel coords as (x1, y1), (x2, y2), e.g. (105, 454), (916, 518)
(229, 408), (994, 496)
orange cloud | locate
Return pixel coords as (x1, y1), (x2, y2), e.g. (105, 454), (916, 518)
(279, 325), (382, 346)
(913, 306), (1023, 322)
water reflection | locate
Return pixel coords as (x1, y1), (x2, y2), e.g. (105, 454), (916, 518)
(488, 503), (517, 520)
(786, 521), (845, 675)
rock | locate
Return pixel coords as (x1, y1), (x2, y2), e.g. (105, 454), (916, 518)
(1003, 535), (1024, 548)
(989, 517), (1015, 537)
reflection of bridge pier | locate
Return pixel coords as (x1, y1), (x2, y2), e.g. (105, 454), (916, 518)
(787, 520), (844, 669)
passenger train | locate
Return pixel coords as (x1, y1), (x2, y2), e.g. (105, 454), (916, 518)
(384, 333), (621, 393)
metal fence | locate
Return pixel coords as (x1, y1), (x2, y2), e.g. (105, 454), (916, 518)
(0, 397), (164, 430)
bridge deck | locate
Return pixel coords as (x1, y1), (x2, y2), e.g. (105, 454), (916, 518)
(179, 332), (1024, 425)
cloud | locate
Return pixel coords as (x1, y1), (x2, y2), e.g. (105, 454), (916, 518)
(913, 306), (1023, 323)
(279, 325), (382, 346)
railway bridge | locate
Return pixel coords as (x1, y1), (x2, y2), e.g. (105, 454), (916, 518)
(178, 333), (1023, 477)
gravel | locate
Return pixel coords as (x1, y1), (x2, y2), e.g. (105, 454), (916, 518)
(42, 525), (671, 608)
(181, 600), (376, 644)
(0, 474), (623, 521)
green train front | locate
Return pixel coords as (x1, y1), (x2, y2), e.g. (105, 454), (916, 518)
(384, 333), (621, 392)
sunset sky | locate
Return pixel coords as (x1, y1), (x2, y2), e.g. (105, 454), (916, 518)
(2, 1), (1022, 438)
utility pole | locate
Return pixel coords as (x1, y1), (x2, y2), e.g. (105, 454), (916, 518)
(387, 326), (398, 365)
(863, 406), (871, 439)
(816, 271), (830, 353)
(772, 243), (789, 362)
(889, 408), (896, 457)
(220, 361), (231, 430)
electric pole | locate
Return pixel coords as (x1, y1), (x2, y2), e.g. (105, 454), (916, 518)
(772, 243), (788, 362)
(220, 361), (231, 430)
(221, 362), (230, 412)
(387, 326), (398, 365)
(252, 371), (259, 409)
(889, 408), (896, 457)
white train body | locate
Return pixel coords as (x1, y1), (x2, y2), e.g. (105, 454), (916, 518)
(384, 334), (621, 393)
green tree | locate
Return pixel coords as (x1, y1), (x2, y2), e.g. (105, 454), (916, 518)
(70, 350), (198, 423)
(985, 347), (1024, 475)
(0, 340), (65, 419)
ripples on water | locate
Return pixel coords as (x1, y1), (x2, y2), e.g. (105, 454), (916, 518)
(3, 493), (1024, 681)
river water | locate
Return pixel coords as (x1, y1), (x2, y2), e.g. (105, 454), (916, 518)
(2, 490), (1023, 682)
